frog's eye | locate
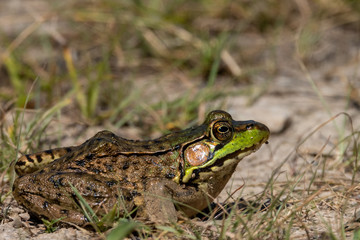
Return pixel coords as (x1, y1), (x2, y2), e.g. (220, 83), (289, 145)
(212, 121), (233, 142)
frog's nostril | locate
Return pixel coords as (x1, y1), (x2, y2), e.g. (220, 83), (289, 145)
(246, 123), (254, 130)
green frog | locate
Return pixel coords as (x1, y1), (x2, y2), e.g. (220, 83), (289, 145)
(12, 110), (269, 226)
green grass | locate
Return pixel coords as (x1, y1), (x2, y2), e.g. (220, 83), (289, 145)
(42, 217), (65, 233)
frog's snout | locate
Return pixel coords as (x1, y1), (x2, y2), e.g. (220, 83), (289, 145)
(253, 121), (270, 145)
(254, 121), (270, 134)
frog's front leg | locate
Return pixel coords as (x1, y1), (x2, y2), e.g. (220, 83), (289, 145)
(143, 179), (178, 223)
(153, 180), (216, 218)
(143, 179), (207, 223)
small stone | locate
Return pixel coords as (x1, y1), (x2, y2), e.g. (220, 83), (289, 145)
(12, 216), (23, 228)
(19, 212), (30, 221)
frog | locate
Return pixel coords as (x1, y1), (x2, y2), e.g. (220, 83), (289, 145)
(12, 110), (270, 226)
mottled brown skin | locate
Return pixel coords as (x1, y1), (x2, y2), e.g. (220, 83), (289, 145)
(13, 110), (270, 226)
(13, 131), (184, 225)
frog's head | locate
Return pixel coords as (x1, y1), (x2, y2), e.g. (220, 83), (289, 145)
(181, 110), (270, 183)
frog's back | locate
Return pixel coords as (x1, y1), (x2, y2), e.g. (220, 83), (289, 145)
(87, 128), (206, 154)
(15, 129), (192, 176)
(30, 131), (179, 181)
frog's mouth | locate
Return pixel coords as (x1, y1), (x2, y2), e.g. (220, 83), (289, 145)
(234, 139), (269, 160)
(211, 140), (268, 169)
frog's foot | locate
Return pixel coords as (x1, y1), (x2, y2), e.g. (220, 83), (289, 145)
(143, 179), (178, 223)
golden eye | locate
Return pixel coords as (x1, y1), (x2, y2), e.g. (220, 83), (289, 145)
(212, 121), (233, 142)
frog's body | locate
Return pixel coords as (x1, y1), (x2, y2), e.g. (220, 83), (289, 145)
(13, 110), (269, 226)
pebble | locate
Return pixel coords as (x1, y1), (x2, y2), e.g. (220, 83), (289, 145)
(11, 216), (23, 228)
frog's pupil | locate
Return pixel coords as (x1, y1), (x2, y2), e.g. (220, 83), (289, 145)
(218, 126), (229, 133)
